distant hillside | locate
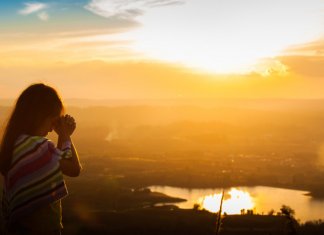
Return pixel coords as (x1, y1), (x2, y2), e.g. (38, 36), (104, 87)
(1, 98), (324, 109)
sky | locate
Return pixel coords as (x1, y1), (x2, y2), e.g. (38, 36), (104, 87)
(0, 0), (323, 100)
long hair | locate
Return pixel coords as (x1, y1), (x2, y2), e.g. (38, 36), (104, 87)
(0, 83), (63, 175)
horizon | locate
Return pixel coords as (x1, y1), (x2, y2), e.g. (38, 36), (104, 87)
(2, 97), (324, 108)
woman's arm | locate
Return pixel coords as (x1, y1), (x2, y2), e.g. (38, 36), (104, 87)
(57, 136), (82, 177)
(55, 115), (82, 177)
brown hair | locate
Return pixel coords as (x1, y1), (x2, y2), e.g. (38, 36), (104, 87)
(0, 83), (63, 175)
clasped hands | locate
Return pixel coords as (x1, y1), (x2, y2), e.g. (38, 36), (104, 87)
(54, 114), (76, 138)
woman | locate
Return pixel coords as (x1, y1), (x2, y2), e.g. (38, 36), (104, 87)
(0, 83), (82, 234)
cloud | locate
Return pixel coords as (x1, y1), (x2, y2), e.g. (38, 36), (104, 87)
(84, 0), (185, 20)
(278, 39), (324, 78)
(279, 55), (324, 78)
(139, 0), (185, 7)
(284, 39), (324, 56)
(18, 2), (48, 15)
(254, 59), (289, 77)
(37, 11), (49, 21)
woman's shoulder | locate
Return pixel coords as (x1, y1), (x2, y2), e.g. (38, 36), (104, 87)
(15, 134), (49, 145)
(11, 135), (53, 168)
(14, 134), (49, 152)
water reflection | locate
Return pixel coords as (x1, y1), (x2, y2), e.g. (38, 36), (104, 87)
(149, 185), (324, 222)
(197, 188), (254, 214)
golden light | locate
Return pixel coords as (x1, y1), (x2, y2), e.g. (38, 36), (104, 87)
(198, 193), (223, 213)
(123, 0), (324, 74)
(317, 143), (324, 167)
(198, 188), (255, 214)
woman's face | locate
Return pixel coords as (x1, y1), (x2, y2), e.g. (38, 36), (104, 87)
(36, 110), (63, 136)
(49, 114), (62, 133)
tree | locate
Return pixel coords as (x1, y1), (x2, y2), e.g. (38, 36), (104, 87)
(193, 203), (201, 211)
(280, 205), (295, 218)
(280, 205), (298, 235)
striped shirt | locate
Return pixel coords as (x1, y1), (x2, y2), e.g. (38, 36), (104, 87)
(2, 134), (72, 228)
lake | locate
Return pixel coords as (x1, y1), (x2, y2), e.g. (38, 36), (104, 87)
(149, 185), (324, 222)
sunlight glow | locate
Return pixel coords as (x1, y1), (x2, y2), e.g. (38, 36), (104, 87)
(198, 188), (255, 214)
(317, 143), (324, 167)
(125, 0), (324, 74)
